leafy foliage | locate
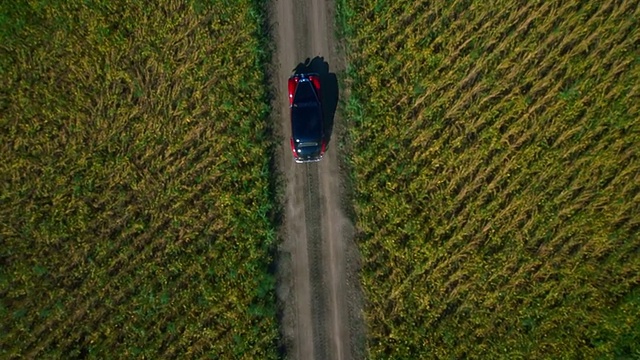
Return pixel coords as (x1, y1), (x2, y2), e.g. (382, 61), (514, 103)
(337, 0), (640, 358)
(1, 0), (278, 358)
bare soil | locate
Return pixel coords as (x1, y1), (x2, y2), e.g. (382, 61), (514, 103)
(269, 0), (365, 359)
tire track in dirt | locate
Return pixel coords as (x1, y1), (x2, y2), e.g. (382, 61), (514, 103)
(304, 163), (328, 360)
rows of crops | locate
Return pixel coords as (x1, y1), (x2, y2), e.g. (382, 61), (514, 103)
(1, 0), (279, 358)
(337, 0), (639, 358)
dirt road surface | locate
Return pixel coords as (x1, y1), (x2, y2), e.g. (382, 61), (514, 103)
(270, 0), (365, 359)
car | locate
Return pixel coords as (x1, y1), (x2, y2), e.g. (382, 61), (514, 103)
(288, 73), (326, 163)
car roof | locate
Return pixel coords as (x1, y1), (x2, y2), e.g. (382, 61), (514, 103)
(292, 104), (322, 141)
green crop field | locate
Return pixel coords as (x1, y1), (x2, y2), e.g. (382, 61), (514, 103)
(338, 0), (639, 358)
(1, 0), (278, 358)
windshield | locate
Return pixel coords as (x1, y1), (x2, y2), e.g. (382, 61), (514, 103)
(293, 80), (317, 103)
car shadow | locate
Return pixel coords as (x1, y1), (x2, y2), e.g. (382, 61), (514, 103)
(293, 56), (338, 148)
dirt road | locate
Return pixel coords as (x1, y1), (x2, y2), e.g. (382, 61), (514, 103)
(270, 0), (364, 359)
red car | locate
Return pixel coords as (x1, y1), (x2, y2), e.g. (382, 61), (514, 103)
(288, 73), (326, 163)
